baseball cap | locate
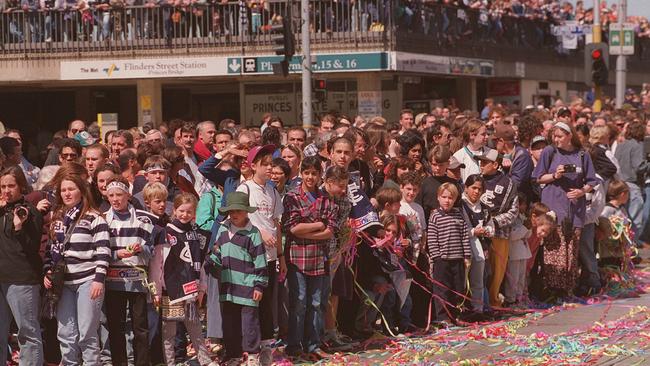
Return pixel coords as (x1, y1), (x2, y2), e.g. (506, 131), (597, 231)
(74, 131), (97, 147)
(246, 144), (275, 167)
(473, 148), (501, 163)
(495, 125), (516, 141)
(448, 156), (466, 170)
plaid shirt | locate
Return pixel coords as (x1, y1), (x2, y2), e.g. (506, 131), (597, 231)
(282, 185), (339, 276)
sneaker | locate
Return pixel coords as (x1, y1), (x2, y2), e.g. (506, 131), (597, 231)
(258, 347), (273, 366)
(321, 335), (353, 352)
(302, 348), (328, 362)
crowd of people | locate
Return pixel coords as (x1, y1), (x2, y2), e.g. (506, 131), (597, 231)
(0, 95), (647, 366)
(3, 0), (650, 47)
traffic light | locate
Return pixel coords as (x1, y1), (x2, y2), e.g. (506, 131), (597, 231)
(591, 48), (608, 86)
(584, 43), (609, 86)
(314, 79), (327, 101)
(270, 18), (296, 77)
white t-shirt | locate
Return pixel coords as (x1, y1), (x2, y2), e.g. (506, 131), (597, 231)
(399, 200), (426, 242)
(236, 180), (283, 261)
(452, 146), (485, 184)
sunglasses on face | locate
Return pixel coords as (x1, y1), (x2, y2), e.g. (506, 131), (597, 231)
(70, 128), (85, 134)
(61, 153), (78, 159)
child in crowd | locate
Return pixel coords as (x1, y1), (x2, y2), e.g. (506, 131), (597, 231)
(427, 183), (471, 325)
(526, 202), (556, 300)
(236, 144), (286, 356)
(141, 182), (171, 365)
(398, 171), (426, 254)
(104, 176), (155, 366)
(475, 148), (518, 307)
(416, 145), (461, 224)
(599, 180), (632, 268)
(460, 174), (493, 314)
(156, 193), (212, 366)
(503, 194), (532, 307)
(282, 156), (337, 360)
(209, 191), (268, 365)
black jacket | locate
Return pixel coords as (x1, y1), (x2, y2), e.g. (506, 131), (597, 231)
(0, 198), (44, 285)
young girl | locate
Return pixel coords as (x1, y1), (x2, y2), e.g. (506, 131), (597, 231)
(157, 193), (212, 366)
(460, 174), (493, 314)
(599, 180), (633, 269)
(427, 183), (471, 324)
(503, 193), (532, 307)
(526, 202), (556, 300)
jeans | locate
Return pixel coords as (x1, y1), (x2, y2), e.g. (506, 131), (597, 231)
(162, 318), (211, 366)
(206, 274), (223, 339)
(578, 223), (601, 291)
(626, 182), (644, 240)
(221, 302), (261, 360)
(57, 281), (104, 366)
(0, 283), (43, 366)
(286, 265), (324, 353)
(469, 258), (485, 312)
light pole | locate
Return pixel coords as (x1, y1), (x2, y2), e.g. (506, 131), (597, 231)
(301, 0), (312, 130)
(615, 0), (627, 109)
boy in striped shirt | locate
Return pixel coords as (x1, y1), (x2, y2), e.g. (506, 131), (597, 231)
(427, 183), (471, 325)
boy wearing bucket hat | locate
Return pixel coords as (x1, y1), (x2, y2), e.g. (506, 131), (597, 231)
(236, 144), (286, 357)
(208, 192), (269, 365)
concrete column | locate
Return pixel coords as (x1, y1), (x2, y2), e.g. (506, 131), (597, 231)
(136, 79), (162, 127)
(456, 78), (478, 112)
(356, 72), (383, 121)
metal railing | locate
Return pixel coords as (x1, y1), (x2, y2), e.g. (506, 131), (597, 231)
(0, 0), (391, 55)
(3, 1), (650, 61)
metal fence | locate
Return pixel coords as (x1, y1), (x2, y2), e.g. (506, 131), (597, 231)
(0, 0), (391, 54)
(2, 1), (650, 60)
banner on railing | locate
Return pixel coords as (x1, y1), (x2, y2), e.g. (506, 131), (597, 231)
(60, 57), (230, 80)
(393, 52), (494, 77)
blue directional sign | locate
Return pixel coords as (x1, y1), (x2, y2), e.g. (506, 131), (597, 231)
(228, 52), (388, 75)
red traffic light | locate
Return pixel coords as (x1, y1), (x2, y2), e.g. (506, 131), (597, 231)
(592, 49), (602, 60)
(317, 80), (326, 89)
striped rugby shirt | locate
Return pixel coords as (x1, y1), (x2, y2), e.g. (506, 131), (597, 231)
(46, 211), (111, 285)
(426, 207), (471, 263)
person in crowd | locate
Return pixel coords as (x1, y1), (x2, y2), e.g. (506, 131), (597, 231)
(532, 122), (598, 296)
(103, 176), (155, 366)
(194, 121), (217, 163)
(398, 171), (425, 251)
(453, 119), (489, 183)
(280, 144), (302, 189)
(111, 130), (134, 161)
(397, 130), (427, 177)
(460, 174), (493, 314)
(43, 163), (111, 365)
(427, 183), (471, 325)
(416, 146), (460, 223)
(133, 156), (175, 215)
(59, 139), (83, 166)
(503, 194), (532, 307)
(214, 130), (234, 154)
(236, 144), (286, 359)
(155, 193), (213, 366)
(85, 144), (110, 179)
(286, 127), (307, 151)
(303, 115), (336, 157)
(270, 158), (291, 197)
(282, 156), (336, 360)
(5, 129), (40, 187)
(599, 180), (633, 268)
(613, 121), (646, 241)
(493, 125), (534, 201)
(398, 109), (415, 135)
(475, 148), (518, 307)
(0, 167), (44, 366)
(207, 191), (267, 365)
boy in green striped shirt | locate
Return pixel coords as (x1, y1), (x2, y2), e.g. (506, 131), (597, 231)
(209, 192), (269, 365)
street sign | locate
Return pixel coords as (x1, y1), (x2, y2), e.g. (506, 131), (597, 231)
(609, 23), (635, 55)
(227, 52), (388, 75)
